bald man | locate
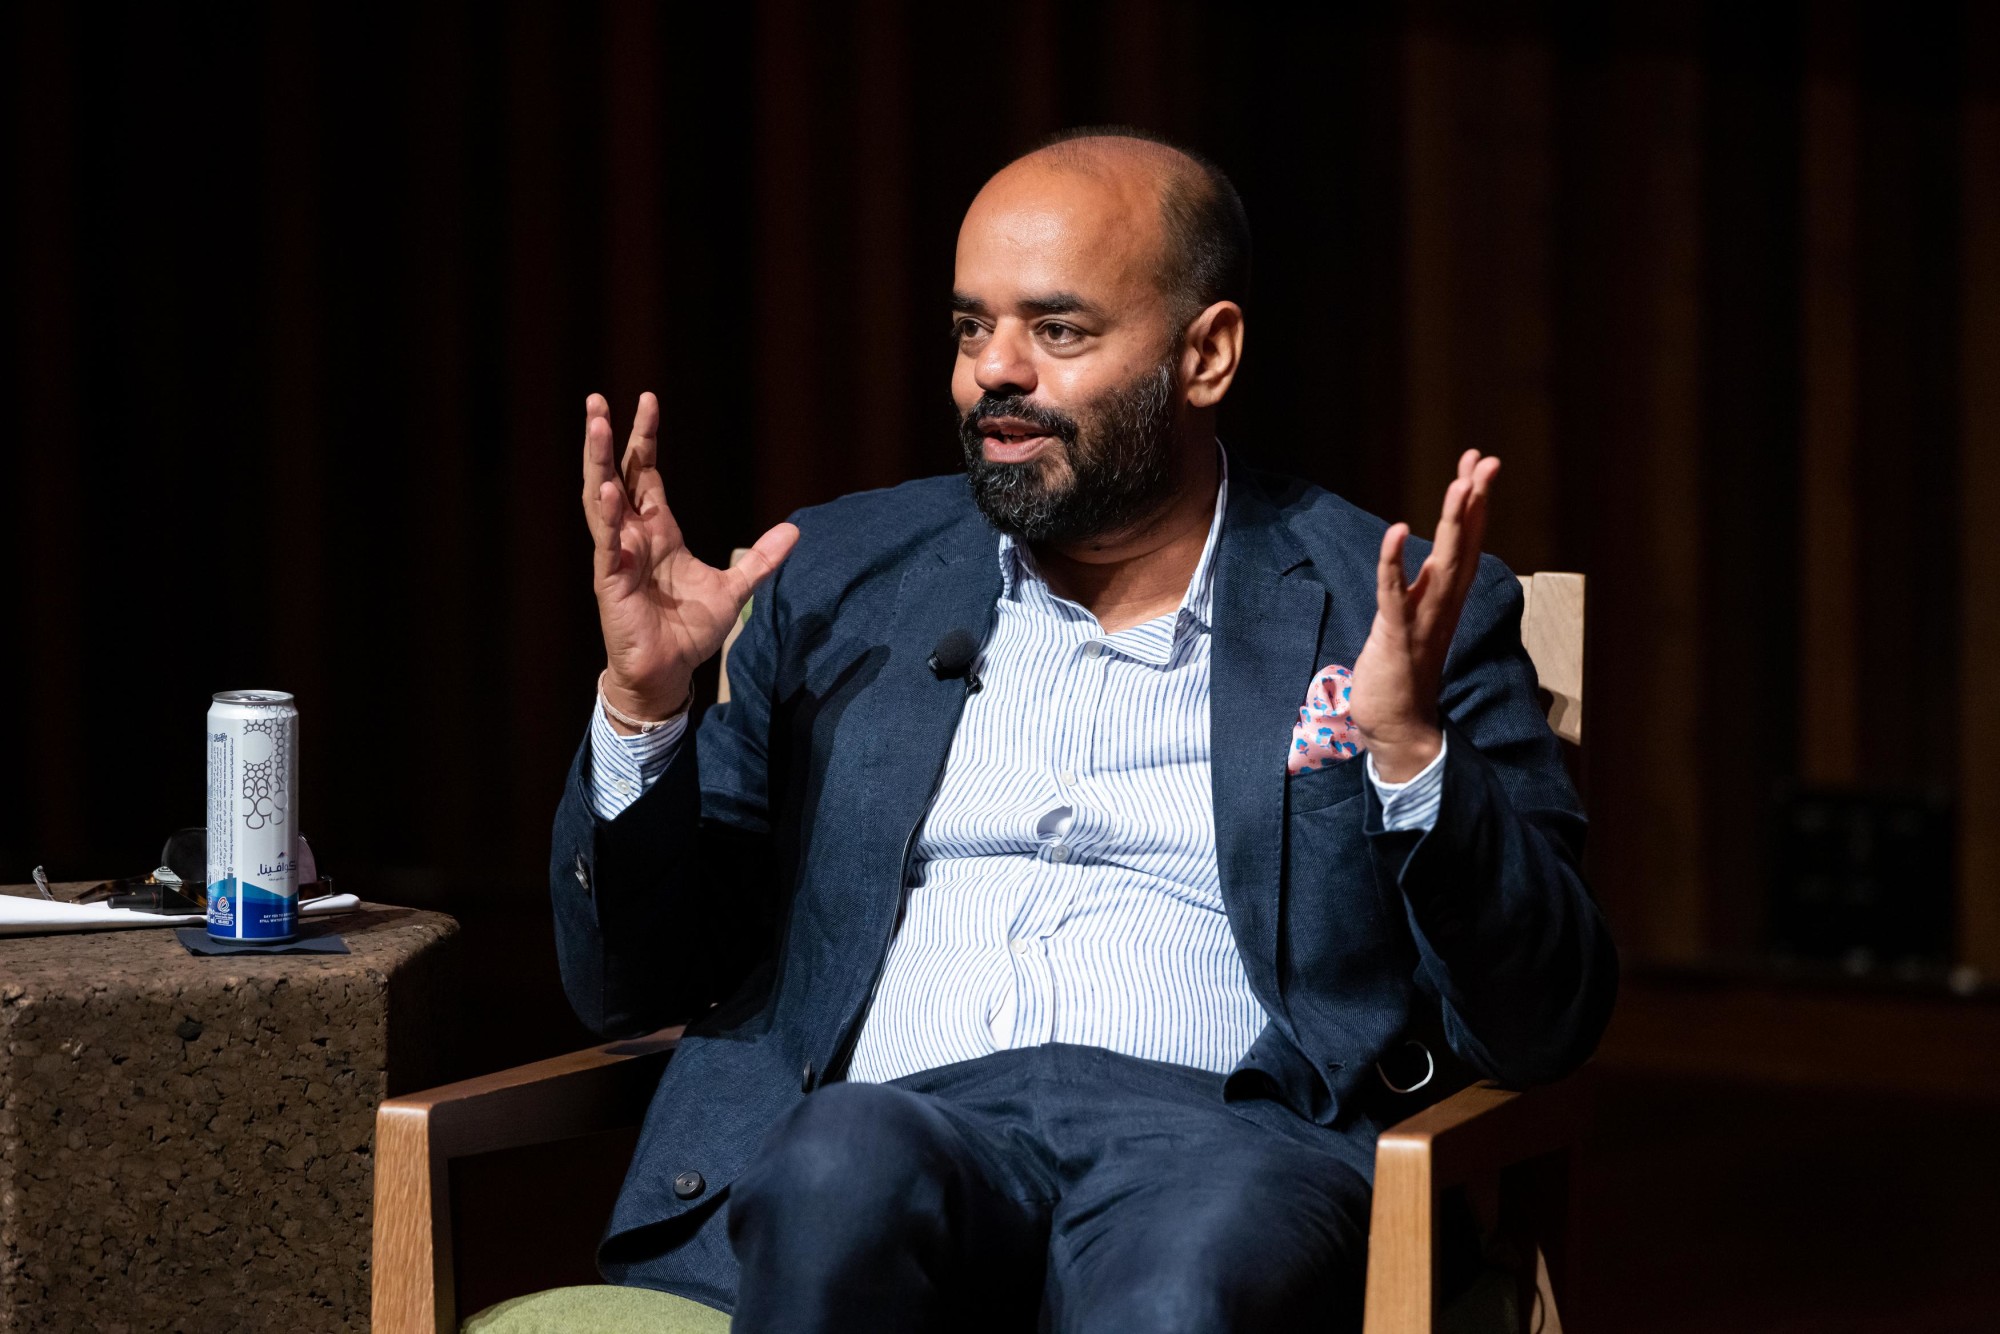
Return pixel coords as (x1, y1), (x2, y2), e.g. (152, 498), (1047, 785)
(555, 128), (1617, 1333)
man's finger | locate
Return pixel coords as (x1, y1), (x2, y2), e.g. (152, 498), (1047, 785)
(1428, 476), (1472, 583)
(1422, 456), (1502, 645)
(594, 480), (628, 584)
(582, 395), (621, 544)
(621, 392), (661, 499)
(724, 521), (802, 604)
(1376, 522), (1411, 639)
(1464, 456), (1501, 543)
(583, 394), (617, 491)
(1400, 452), (1502, 658)
(1452, 457), (1501, 600)
(633, 463), (668, 522)
(1411, 469), (1478, 643)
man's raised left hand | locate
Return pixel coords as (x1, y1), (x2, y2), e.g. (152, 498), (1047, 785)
(1347, 449), (1502, 783)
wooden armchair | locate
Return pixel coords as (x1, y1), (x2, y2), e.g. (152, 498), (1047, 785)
(375, 572), (1591, 1333)
(374, 1031), (1587, 1333)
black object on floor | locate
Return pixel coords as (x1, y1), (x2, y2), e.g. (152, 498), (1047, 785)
(174, 927), (350, 956)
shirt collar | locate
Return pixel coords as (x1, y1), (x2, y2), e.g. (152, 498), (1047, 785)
(996, 444), (1229, 634)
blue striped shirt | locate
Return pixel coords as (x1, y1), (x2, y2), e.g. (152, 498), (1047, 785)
(587, 467), (1446, 1081)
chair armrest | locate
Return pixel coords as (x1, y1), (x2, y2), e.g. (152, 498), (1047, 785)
(1378, 1075), (1587, 1188)
(1362, 1078), (1588, 1334)
(372, 1027), (680, 1334)
(382, 1027), (681, 1159)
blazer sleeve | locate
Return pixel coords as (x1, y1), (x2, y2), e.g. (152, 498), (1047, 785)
(547, 559), (786, 1039)
(1365, 557), (1619, 1086)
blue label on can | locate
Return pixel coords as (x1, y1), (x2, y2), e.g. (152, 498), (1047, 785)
(207, 875), (296, 940)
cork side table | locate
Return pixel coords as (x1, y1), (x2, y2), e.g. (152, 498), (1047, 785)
(0, 885), (460, 1334)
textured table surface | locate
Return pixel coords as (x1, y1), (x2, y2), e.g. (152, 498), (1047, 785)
(0, 882), (460, 1333)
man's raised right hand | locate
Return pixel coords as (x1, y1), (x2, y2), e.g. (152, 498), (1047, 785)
(584, 392), (799, 732)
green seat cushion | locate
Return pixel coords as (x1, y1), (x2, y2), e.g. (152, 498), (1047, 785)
(463, 1272), (1513, 1332)
(463, 1284), (730, 1333)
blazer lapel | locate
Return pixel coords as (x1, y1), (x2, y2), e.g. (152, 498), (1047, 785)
(861, 527), (1005, 858)
(1209, 478), (1328, 1019)
(817, 515), (1003, 1055)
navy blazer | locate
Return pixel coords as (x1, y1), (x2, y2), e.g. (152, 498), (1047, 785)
(548, 465), (1618, 1293)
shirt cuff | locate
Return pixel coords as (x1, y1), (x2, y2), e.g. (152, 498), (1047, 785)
(587, 691), (688, 821)
(1365, 736), (1447, 833)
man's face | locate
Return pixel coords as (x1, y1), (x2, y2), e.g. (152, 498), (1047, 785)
(950, 160), (1188, 544)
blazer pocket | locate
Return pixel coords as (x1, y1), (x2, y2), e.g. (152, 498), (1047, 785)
(1286, 757), (1365, 815)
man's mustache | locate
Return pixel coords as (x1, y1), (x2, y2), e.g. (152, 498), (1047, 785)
(959, 394), (1080, 447)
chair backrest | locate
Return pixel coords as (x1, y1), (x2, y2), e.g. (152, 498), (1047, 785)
(719, 548), (1586, 745)
(1518, 572), (1585, 744)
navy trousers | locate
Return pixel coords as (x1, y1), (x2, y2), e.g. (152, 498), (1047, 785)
(725, 1044), (1372, 1334)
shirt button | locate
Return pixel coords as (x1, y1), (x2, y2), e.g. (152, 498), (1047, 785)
(614, 779), (633, 794)
(1048, 843), (1069, 863)
(1058, 769), (1077, 786)
(1084, 641), (1104, 658)
(1010, 938), (1029, 955)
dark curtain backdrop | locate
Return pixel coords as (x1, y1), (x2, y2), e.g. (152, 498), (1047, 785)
(5, 1), (1996, 1064)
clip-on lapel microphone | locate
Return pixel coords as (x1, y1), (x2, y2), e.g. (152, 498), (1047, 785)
(928, 629), (983, 694)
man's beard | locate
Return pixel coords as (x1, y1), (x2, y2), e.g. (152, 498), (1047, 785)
(958, 358), (1183, 545)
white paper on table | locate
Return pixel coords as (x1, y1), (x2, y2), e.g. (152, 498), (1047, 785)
(0, 893), (360, 938)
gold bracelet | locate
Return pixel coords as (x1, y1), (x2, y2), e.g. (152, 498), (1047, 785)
(598, 670), (684, 734)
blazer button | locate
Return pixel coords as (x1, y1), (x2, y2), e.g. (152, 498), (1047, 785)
(672, 1169), (705, 1200)
(800, 1061), (816, 1093)
(572, 853), (589, 893)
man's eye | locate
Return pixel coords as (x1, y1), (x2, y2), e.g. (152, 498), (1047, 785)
(952, 319), (987, 342)
(1038, 323), (1081, 345)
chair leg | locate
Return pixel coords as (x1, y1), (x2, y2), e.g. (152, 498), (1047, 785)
(1532, 1245), (1565, 1334)
(1500, 1146), (1577, 1334)
(372, 1102), (455, 1334)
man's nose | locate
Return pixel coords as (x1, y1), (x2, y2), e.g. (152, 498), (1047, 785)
(974, 323), (1036, 395)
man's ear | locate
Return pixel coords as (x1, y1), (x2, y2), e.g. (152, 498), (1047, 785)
(1180, 301), (1245, 409)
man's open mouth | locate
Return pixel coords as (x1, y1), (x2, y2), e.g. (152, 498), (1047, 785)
(978, 416), (1060, 462)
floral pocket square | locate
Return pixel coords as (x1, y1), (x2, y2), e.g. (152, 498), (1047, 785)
(1289, 663), (1363, 774)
